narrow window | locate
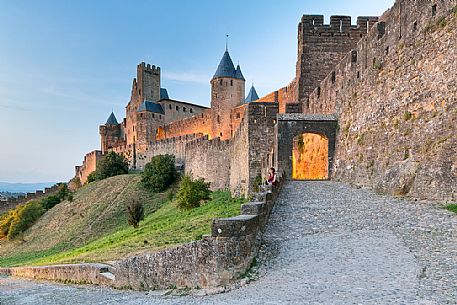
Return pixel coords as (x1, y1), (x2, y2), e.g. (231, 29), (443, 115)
(219, 79), (223, 85)
(385, 46), (389, 55)
(152, 113), (155, 118)
(357, 71), (360, 79)
(176, 106), (179, 111)
(432, 4), (437, 16)
(217, 115), (220, 124)
(220, 132), (223, 137)
(169, 104), (172, 109)
(230, 80), (233, 86)
(413, 21), (417, 31)
(331, 71), (336, 84)
(236, 113), (240, 119)
(190, 108), (193, 113)
(140, 113), (143, 118)
(183, 107), (186, 112)
(317, 86), (321, 98)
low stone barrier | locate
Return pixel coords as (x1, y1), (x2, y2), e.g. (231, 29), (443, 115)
(0, 174), (284, 290)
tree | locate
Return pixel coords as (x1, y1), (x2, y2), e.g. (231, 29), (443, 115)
(176, 175), (211, 210)
(88, 152), (129, 182)
(127, 200), (144, 229)
(141, 154), (178, 192)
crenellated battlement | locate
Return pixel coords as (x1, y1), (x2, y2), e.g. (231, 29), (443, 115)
(299, 15), (379, 36)
(137, 62), (160, 73)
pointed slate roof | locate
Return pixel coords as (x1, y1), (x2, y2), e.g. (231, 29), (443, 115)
(235, 65), (245, 81)
(245, 85), (259, 103)
(160, 88), (169, 100)
(137, 101), (165, 114)
(105, 112), (118, 125)
(213, 50), (236, 79)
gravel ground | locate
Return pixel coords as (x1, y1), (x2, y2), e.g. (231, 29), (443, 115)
(1, 181), (456, 305)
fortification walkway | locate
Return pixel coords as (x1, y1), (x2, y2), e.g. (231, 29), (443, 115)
(1, 181), (456, 304)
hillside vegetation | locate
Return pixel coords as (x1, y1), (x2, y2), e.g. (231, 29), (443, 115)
(0, 174), (243, 267)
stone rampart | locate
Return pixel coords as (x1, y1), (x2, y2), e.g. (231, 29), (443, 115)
(307, 0), (457, 201)
(0, 184), (60, 214)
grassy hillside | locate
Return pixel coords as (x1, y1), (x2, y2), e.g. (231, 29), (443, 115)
(0, 174), (244, 267)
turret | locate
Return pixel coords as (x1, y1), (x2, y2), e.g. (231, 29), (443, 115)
(100, 112), (123, 153)
(245, 85), (259, 103)
(210, 50), (245, 140)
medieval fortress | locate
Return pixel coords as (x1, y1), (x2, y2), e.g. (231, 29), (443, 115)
(76, 0), (456, 201)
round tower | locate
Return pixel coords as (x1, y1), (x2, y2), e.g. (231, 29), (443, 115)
(210, 50), (245, 140)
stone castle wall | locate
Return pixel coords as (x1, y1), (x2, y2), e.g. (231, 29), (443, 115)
(0, 184), (60, 214)
(307, 0), (457, 201)
(75, 150), (103, 185)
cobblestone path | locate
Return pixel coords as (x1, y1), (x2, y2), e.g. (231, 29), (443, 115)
(1, 181), (456, 305)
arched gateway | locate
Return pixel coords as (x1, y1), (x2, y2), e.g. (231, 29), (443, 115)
(275, 114), (337, 180)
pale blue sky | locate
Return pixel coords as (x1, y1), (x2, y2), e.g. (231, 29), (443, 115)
(0, 0), (394, 183)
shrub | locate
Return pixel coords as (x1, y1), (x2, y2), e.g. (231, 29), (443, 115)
(7, 201), (45, 240)
(176, 175), (211, 210)
(88, 152), (129, 183)
(0, 211), (14, 238)
(41, 195), (61, 210)
(141, 154), (178, 193)
(253, 175), (263, 192)
(127, 200), (144, 229)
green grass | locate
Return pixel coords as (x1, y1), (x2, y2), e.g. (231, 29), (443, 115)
(0, 175), (245, 267)
(445, 204), (457, 214)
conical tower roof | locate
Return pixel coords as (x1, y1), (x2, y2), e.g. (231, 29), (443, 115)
(213, 50), (236, 79)
(105, 112), (118, 125)
(235, 64), (245, 81)
(245, 85), (259, 103)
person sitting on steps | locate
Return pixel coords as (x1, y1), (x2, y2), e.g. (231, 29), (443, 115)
(266, 167), (277, 186)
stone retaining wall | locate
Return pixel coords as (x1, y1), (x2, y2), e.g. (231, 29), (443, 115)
(0, 174), (284, 290)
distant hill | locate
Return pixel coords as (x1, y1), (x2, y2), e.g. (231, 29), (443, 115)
(0, 182), (57, 193)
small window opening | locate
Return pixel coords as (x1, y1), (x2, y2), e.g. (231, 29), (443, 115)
(152, 113), (155, 118)
(176, 106), (179, 111)
(230, 80), (233, 86)
(236, 113), (240, 119)
(385, 46), (389, 55)
(169, 104), (172, 109)
(183, 107), (186, 112)
(219, 79), (223, 85)
(357, 71), (360, 79)
(220, 132), (223, 137)
(190, 108), (193, 113)
(317, 86), (321, 98)
(432, 5), (437, 16)
(413, 21), (417, 31)
(217, 115), (220, 124)
(331, 71), (336, 84)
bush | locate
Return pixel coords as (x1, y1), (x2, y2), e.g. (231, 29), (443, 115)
(0, 211), (14, 238)
(88, 152), (129, 183)
(253, 175), (263, 192)
(176, 175), (211, 210)
(41, 195), (61, 210)
(7, 201), (45, 240)
(141, 154), (178, 192)
(127, 200), (144, 229)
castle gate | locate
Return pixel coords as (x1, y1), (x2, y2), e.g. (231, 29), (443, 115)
(275, 114), (337, 180)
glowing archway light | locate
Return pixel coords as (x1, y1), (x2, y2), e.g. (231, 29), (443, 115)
(292, 133), (329, 180)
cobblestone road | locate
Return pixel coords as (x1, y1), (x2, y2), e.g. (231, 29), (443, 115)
(1, 181), (456, 305)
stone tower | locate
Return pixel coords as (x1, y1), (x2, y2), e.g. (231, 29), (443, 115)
(296, 15), (378, 108)
(210, 50), (245, 140)
(99, 112), (124, 154)
(126, 63), (161, 146)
